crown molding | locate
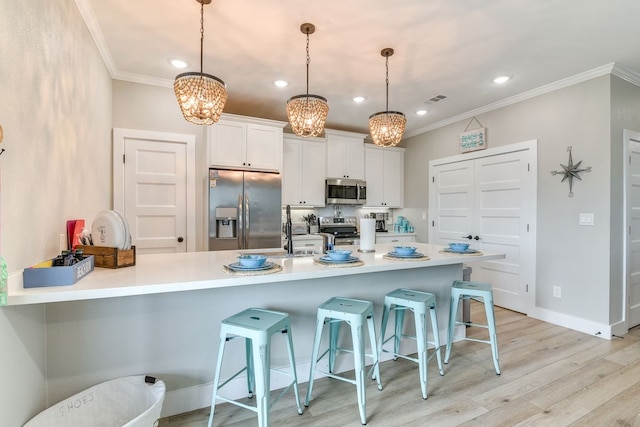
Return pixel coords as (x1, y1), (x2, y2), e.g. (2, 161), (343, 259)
(611, 63), (640, 86)
(112, 71), (174, 88)
(74, 0), (117, 76)
(404, 63), (622, 139)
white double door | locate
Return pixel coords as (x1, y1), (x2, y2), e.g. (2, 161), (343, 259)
(429, 141), (537, 314)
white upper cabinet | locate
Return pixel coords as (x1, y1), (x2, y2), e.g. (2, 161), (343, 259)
(282, 136), (326, 207)
(208, 114), (285, 172)
(364, 145), (405, 208)
(325, 130), (366, 179)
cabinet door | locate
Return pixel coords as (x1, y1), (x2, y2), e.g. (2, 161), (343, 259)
(246, 124), (283, 171)
(382, 149), (404, 207)
(282, 140), (302, 206)
(326, 137), (345, 178)
(343, 138), (365, 179)
(292, 236), (323, 253)
(326, 135), (365, 179)
(300, 140), (326, 206)
(364, 147), (385, 206)
(376, 235), (415, 244)
(209, 121), (246, 168)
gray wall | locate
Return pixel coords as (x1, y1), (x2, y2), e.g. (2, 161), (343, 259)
(0, 0), (112, 425)
(401, 76), (616, 325)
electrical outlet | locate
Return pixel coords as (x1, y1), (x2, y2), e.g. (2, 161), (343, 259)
(553, 286), (562, 298)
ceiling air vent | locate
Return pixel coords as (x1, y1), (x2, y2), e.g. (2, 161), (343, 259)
(425, 95), (447, 104)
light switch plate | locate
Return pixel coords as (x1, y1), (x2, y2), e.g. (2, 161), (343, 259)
(579, 213), (594, 226)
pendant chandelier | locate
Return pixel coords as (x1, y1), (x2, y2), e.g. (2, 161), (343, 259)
(286, 23), (329, 138)
(174, 0), (227, 126)
(369, 48), (406, 147)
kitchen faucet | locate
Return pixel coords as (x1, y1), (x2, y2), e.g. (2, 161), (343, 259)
(286, 205), (293, 255)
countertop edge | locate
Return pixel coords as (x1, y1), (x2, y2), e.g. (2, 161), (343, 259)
(6, 243), (504, 306)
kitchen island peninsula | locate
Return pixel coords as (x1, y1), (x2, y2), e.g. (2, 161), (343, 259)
(7, 243), (504, 419)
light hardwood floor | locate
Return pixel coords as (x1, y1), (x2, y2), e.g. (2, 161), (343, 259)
(159, 302), (640, 426)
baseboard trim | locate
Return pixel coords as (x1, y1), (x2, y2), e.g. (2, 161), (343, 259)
(530, 307), (612, 340)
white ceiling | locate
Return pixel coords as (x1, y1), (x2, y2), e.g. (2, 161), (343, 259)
(77, 0), (640, 136)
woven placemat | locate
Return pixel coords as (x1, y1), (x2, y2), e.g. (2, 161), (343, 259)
(223, 264), (283, 275)
(439, 250), (484, 256)
(383, 254), (430, 261)
(313, 259), (365, 268)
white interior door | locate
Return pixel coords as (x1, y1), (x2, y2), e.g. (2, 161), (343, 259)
(625, 130), (640, 327)
(430, 159), (475, 243)
(429, 141), (537, 314)
(113, 129), (196, 254)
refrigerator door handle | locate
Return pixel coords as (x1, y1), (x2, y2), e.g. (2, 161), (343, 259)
(237, 193), (243, 249)
(245, 194), (250, 247)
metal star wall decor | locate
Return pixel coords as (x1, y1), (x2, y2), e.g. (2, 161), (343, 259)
(550, 146), (591, 197)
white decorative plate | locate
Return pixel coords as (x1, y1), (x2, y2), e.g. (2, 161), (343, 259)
(92, 210), (127, 249)
(112, 209), (131, 250)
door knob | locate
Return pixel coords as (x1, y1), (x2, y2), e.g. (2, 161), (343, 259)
(464, 235), (473, 240)
(177, 237), (184, 243)
(474, 235), (480, 240)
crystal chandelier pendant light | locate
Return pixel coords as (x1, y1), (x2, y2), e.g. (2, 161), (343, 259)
(174, 0), (227, 125)
(369, 48), (406, 147)
(286, 23), (329, 137)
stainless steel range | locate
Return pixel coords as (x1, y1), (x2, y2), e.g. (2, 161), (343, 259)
(318, 216), (359, 245)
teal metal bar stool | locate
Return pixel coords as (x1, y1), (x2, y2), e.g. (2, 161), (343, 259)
(444, 280), (501, 375)
(379, 288), (444, 400)
(305, 297), (382, 425)
(208, 308), (303, 427)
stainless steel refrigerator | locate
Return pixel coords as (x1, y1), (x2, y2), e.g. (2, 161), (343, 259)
(208, 168), (282, 250)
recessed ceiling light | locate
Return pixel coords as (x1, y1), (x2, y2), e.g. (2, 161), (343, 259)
(353, 96), (366, 103)
(170, 59), (188, 69)
(416, 110), (428, 116)
(493, 75), (510, 84)
(274, 80), (288, 88)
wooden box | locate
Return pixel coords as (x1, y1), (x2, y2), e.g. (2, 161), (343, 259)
(77, 245), (136, 269)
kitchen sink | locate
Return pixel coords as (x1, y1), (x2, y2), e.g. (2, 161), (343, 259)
(239, 249), (319, 258)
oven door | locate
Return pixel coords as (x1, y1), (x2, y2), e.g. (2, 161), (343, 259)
(326, 178), (365, 205)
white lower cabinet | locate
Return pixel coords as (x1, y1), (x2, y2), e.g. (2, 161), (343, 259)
(282, 136), (326, 207)
(283, 235), (323, 253)
(376, 234), (416, 244)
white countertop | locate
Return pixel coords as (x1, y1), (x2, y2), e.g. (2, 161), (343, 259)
(7, 243), (504, 306)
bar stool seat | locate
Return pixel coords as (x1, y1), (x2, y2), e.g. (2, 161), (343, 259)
(305, 297), (382, 425)
(379, 288), (444, 400)
(444, 280), (501, 375)
(208, 308), (303, 427)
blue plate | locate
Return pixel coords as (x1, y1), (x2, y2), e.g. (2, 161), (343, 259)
(443, 248), (480, 254)
(319, 255), (360, 264)
(227, 261), (275, 271)
(387, 251), (425, 259)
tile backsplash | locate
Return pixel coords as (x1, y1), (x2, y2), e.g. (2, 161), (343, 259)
(282, 206), (394, 231)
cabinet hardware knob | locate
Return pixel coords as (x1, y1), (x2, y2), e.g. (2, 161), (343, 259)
(177, 237), (184, 243)
(464, 235), (473, 239)
(474, 235), (480, 240)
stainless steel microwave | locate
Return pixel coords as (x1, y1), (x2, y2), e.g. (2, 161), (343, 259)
(325, 178), (366, 205)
